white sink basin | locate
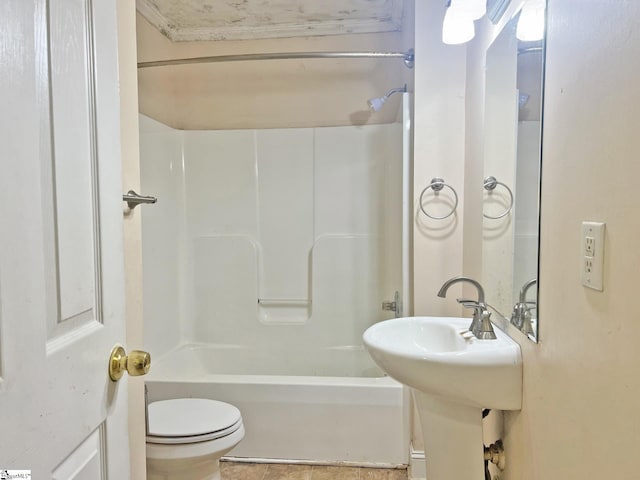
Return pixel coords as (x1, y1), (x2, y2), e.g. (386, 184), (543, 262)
(364, 316), (523, 479)
(363, 316), (522, 410)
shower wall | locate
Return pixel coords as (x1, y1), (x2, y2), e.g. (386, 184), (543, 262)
(140, 115), (403, 359)
(140, 116), (184, 356)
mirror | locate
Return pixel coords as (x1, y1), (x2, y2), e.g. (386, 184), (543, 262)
(482, 4), (546, 342)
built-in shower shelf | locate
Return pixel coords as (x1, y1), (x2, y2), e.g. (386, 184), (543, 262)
(258, 299), (311, 305)
(258, 298), (311, 325)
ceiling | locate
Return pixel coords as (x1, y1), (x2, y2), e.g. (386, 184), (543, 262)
(136, 0), (405, 42)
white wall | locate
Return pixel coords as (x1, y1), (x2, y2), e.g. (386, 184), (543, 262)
(140, 117), (403, 360)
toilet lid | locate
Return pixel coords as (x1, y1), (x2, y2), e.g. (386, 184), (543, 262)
(148, 398), (242, 438)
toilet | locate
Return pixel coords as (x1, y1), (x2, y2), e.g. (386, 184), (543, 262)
(146, 398), (245, 480)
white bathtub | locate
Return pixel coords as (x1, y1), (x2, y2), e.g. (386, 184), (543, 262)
(146, 344), (409, 465)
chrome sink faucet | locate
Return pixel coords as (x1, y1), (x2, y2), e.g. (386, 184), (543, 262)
(510, 278), (537, 335)
(437, 276), (497, 340)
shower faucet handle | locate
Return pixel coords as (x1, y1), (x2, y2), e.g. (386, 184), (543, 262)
(382, 291), (402, 318)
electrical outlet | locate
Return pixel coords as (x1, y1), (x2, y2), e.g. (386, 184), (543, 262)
(585, 236), (595, 256)
(584, 257), (593, 274)
(581, 222), (605, 291)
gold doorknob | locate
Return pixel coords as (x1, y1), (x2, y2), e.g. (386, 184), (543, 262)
(109, 345), (151, 381)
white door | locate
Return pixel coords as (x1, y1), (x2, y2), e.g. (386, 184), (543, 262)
(0, 0), (132, 478)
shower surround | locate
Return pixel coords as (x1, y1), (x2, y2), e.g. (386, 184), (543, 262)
(140, 113), (408, 464)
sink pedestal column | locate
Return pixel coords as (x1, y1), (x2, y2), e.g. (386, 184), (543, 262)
(412, 390), (485, 480)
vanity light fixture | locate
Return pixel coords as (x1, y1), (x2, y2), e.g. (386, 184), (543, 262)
(516, 0), (546, 41)
(442, 0), (486, 45)
(442, 6), (475, 44)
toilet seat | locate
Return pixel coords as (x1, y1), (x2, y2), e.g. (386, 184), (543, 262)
(147, 398), (243, 445)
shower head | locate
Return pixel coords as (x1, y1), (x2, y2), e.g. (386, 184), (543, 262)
(368, 96), (387, 112)
(367, 84), (407, 112)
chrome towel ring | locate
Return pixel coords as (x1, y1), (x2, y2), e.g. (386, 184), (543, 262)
(483, 176), (514, 219)
(419, 177), (459, 220)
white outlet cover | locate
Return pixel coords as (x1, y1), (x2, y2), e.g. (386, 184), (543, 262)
(581, 221), (605, 291)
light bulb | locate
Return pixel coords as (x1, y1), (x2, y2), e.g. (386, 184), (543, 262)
(517, 0), (546, 41)
(449, 0), (486, 21)
(442, 6), (475, 45)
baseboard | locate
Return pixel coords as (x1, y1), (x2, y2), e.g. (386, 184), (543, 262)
(408, 445), (426, 480)
(222, 456), (407, 470)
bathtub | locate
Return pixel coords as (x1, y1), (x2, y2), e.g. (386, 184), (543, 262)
(146, 343), (409, 466)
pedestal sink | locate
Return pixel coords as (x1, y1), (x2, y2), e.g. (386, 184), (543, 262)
(363, 317), (522, 480)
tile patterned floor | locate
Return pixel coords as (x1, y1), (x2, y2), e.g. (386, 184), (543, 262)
(220, 462), (408, 480)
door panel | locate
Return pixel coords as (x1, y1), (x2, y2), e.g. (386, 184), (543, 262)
(48, 0), (99, 325)
(0, 0), (129, 477)
(52, 427), (106, 480)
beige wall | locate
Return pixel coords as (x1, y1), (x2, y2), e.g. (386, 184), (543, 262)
(117, 0), (146, 478)
(502, 1), (640, 478)
(136, 9), (414, 130)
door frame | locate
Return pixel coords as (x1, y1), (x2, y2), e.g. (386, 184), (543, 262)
(116, 0), (147, 478)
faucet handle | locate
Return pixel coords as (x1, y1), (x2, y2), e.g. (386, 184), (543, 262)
(456, 298), (482, 309)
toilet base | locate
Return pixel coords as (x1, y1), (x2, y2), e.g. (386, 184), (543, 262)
(146, 424), (245, 480)
(147, 455), (221, 480)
